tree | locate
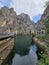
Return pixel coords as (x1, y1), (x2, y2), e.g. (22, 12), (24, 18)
(38, 53), (49, 65)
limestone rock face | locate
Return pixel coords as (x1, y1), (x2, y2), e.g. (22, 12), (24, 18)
(0, 6), (34, 34)
(34, 5), (49, 34)
(16, 13), (34, 34)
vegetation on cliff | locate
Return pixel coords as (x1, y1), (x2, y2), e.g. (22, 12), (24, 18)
(37, 1), (49, 65)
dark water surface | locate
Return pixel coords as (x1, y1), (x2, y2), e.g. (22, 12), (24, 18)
(2, 35), (38, 65)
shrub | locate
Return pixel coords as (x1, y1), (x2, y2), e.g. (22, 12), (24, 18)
(38, 53), (49, 65)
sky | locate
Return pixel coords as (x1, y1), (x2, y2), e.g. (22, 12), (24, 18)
(0, 0), (49, 23)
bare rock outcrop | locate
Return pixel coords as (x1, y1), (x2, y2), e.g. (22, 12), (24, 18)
(0, 6), (34, 34)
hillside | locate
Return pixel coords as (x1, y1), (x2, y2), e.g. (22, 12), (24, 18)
(35, 5), (49, 35)
(0, 6), (34, 34)
(35, 4), (49, 45)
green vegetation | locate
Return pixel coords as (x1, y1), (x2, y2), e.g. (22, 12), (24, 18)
(37, 14), (49, 65)
(43, 16), (49, 43)
(36, 15), (49, 43)
(38, 53), (49, 65)
(36, 35), (46, 42)
(30, 32), (35, 37)
(43, 16), (49, 35)
(43, 16), (49, 49)
(29, 30), (35, 37)
(36, 15), (49, 49)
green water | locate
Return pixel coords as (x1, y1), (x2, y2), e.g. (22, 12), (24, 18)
(14, 35), (32, 55)
(2, 35), (38, 65)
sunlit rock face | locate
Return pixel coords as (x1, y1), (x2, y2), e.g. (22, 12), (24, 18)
(0, 6), (34, 34)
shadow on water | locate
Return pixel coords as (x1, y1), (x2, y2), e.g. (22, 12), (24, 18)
(14, 35), (32, 56)
(2, 35), (38, 65)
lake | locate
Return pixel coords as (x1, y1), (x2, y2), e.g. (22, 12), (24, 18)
(2, 35), (38, 65)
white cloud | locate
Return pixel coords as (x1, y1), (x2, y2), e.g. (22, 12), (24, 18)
(10, 0), (49, 19)
(0, 3), (3, 8)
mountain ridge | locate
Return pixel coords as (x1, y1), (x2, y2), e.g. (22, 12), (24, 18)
(0, 6), (34, 34)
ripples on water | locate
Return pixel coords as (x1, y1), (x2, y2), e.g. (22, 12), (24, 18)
(12, 45), (38, 65)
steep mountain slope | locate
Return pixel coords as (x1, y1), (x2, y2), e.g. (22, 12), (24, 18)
(0, 6), (34, 34)
(35, 4), (49, 43)
(35, 5), (49, 35)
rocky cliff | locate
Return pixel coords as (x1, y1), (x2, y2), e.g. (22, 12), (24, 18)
(35, 5), (49, 34)
(0, 6), (34, 34)
(35, 4), (49, 43)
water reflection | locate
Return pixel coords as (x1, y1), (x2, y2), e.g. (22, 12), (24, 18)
(12, 45), (38, 65)
(14, 35), (32, 56)
(2, 35), (38, 65)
